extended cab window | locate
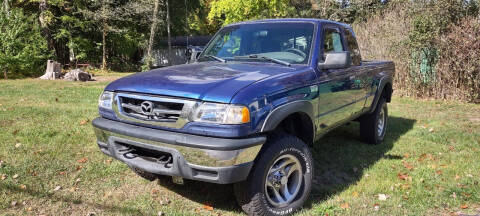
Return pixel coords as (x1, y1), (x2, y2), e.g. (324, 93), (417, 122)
(344, 27), (362, 66)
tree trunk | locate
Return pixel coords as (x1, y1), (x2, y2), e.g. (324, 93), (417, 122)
(39, 0), (55, 53)
(166, 0), (172, 65)
(146, 0), (160, 68)
(3, 0), (9, 14)
(101, 1), (107, 70)
(3, 69), (7, 80)
(102, 20), (107, 70)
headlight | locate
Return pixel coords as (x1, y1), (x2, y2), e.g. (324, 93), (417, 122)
(191, 102), (250, 124)
(98, 91), (114, 109)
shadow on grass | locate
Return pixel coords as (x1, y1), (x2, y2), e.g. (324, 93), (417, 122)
(0, 182), (142, 214)
(156, 116), (416, 212)
(305, 116), (416, 207)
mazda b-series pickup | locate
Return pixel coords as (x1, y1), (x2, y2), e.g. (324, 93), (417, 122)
(93, 18), (395, 216)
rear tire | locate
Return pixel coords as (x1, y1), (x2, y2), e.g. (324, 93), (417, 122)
(360, 98), (388, 145)
(234, 134), (313, 216)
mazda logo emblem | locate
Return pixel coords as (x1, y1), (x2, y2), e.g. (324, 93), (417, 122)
(140, 101), (154, 115)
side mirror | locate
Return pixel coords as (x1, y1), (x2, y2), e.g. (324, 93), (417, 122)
(318, 51), (351, 70)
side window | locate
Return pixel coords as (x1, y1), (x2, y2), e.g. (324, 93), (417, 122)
(344, 27), (362, 66)
(323, 28), (344, 54)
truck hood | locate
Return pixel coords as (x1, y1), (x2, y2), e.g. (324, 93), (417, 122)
(105, 61), (303, 103)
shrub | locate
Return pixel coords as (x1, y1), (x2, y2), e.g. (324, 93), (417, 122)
(435, 18), (480, 102)
(0, 8), (51, 79)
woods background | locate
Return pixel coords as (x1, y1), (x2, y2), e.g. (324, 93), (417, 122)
(1, 0), (479, 102)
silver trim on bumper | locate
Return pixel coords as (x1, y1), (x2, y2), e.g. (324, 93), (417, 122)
(93, 127), (263, 167)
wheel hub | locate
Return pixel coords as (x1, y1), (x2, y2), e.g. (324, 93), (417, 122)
(270, 171), (284, 188)
(264, 154), (303, 207)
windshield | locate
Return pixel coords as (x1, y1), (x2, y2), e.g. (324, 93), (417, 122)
(200, 22), (315, 64)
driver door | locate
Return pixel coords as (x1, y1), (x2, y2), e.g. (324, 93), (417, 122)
(315, 25), (357, 133)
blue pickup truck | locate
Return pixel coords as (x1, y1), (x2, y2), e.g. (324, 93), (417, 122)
(93, 18), (394, 216)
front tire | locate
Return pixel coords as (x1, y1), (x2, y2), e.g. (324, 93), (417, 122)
(234, 134), (313, 216)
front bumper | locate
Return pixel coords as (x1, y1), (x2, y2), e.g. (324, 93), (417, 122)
(92, 117), (265, 184)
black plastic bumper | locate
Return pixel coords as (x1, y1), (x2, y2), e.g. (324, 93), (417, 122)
(92, 117), (266, 184)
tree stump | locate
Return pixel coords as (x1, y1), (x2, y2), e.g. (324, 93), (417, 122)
(39, 60), (62, 80)
(64, 69), (92, 82)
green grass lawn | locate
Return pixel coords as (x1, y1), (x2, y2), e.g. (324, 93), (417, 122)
(1, 77), (479, 215)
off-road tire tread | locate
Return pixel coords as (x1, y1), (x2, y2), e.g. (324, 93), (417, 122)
(234, 134), (313, 216)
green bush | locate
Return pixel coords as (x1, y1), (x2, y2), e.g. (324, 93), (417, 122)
(0, 8), (51, 79)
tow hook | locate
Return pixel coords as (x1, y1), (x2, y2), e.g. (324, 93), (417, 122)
(157, 155), (172, 168)
(118, 148), (137, 159)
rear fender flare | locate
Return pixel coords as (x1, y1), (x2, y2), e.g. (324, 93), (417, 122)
(369, 76), (393, 113)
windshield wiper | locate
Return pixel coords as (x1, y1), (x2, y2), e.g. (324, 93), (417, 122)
(204, 55), (226, 63)
(234, 54), (291, 67)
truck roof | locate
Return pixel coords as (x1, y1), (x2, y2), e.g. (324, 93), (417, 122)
(226, 18), (351, 29)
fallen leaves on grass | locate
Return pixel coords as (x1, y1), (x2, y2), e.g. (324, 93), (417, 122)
(10, 201), (17, 207)
(79, 119), (89, 125)
(53, 186), (62, 191)
(449, 146), (455, 151)
(340, 202), (350, 209)
(12, 174), (19, 179)
(202, 204), (214, 211)
(352, 191), (359, 198)
(77, 157), (88, 163)
(418, 153), (434, 162)
(398, 173), (412, 181)
(429, 128), (435, 133)
(1, 174), (6, 180)
(105, 159), (112, 165)
(378, 194), (389, 201)
(74, 178), (81, 185)
(59, 171), (66, 175)
(160, 198), (171, 205)
(436, 170), (443, 175)
(461, 204), (468, 209)
(15, 143), (21, 148)
(455, 174), (461, 180)
(19, 185), (27, 190)
(373, 204), (380, 211)
(403, 153), (410, 158)
(403, 161), (414, 170)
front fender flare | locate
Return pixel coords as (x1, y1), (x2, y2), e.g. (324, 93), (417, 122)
(260, 100), (315, 132)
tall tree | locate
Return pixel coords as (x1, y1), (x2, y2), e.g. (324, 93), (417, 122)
(208, 0), (295, 25)
(165, 0), (172, 65)
(146, 0), (160, 69)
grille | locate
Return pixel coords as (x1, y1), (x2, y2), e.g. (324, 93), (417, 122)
(113, 93), (197, 129)
(120, 96), (184, 122)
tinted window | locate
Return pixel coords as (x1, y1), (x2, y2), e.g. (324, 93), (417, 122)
(201, 23), (314, 64)
(344, 27), (362, 66)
